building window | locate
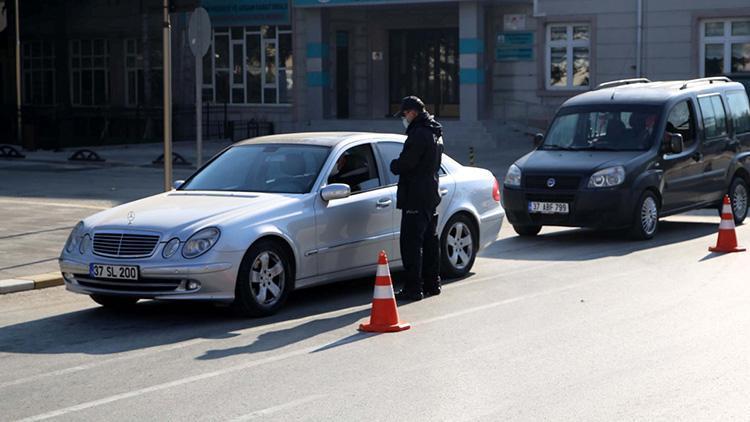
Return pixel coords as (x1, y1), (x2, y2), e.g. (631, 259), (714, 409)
(70, 39), (110, 106)
(701, 18), (750, 76)
(125, 39), (163, 107)
(22, 41), (55, 105)
(545, 23), (590, 90)
(203, 25), (293, 105)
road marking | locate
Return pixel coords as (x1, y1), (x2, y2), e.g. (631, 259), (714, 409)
(0, 198), (111, 210)
(13, 271), (586, 421)
(0, 227), (73, 240)
(227, 395), (326, 421)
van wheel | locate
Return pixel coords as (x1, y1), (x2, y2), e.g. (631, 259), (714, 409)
(513, 225), (542, 237)
(630, 191), (659, 240)
(727, 177), (749, 225)
(233, 240), (293, 317)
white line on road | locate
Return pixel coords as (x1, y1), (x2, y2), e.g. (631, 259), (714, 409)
(13, 271), (584, 422)
(226, 395), (326, 421)
(0, 198), (111, 210)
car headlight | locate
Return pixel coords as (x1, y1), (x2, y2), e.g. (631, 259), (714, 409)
(79, 234), (91, 254)
(588, 166), (626, 188)
(182, 227), (221, 259)
(64, 221), (84, 253)
(163, 238), (181, 258)
(504, 164), (522, 187)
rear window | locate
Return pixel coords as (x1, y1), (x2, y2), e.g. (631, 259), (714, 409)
(726, 90), (750, 134)
(698, 94), (728, 139)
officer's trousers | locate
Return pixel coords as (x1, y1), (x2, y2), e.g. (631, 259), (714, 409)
(399, 209), (440, 293)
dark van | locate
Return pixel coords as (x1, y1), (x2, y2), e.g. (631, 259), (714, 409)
(502, 77), (750, 239)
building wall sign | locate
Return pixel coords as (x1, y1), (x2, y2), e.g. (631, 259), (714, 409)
(201, 0), (290, 25)
(496, 32), (534, 61)
(503, 14), (526, 31)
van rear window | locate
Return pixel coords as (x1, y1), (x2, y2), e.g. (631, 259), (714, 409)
(698, 95), (728, 138)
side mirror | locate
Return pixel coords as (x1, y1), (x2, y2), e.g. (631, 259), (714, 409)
(320, 183), (351, 201)
(664, 132), (684, 154)
(533, 133), (545, 148)
(172, 180), (185, 190)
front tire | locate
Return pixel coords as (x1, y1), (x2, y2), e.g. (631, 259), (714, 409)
(630, 191), (659, 240)
(90, 295), (139, 309)
(726, 177), (749, 225)
(441, 214), (478, 278)
(233, 240), (293, 317)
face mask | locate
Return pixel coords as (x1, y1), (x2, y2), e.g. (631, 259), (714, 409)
(402, 117), (410, 129)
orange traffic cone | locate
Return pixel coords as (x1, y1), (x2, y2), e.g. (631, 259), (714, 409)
(709, 195), (746, 253)
(358, 251), (411, 333)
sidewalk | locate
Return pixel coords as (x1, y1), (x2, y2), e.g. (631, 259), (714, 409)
(0, 135), (529, 287)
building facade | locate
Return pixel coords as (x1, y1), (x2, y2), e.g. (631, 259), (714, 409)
(1, 0), (749, 148)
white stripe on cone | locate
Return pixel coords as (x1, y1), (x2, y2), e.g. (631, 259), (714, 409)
(373, 284), (395, 300)
(720, 219), (736, 230)
(376, 264), (390, 277)
(723, 203), (732, 214)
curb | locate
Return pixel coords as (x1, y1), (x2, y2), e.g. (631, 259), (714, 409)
(0, 272), (64, 295)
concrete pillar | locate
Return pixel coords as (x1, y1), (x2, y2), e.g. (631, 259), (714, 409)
(459, 1), (485, 122)
(301, 8), (329, 121)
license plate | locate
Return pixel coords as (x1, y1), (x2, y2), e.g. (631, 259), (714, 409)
(528, 201), (569, 214)
(89, 264), (139, 280)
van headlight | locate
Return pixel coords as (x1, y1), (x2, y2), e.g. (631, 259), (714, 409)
(504, 164), (522, 187)
(64, 221), (84, 253)
(588, 166), (626, 188)
(182, 227), (221, 259)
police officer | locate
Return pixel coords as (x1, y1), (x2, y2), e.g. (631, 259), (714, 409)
(390, 96), (444, 301)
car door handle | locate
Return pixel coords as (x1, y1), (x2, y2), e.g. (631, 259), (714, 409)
(376, 198), (392, 208)
(440, 188), (449, 197)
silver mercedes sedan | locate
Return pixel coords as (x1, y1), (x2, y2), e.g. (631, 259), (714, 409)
(59, 132), (504, 316)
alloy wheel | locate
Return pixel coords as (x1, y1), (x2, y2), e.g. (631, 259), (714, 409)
(446, 222), (474, 270)
(250, 251), (286, 306)
(641, 196), (658, 236)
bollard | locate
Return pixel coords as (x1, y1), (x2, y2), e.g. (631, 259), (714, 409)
(468, 146), (475, 166)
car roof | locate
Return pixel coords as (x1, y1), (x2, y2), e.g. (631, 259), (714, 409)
(562, 79), (748, 108)
(234, 132), (405, 147)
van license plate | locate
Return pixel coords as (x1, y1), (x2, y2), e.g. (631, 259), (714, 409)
(528, 201), (569, 214)
(90, 264), (139, 280)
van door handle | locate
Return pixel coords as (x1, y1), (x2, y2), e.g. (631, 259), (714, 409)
(440, 188), (449, 197)
(692, 152), (703, 162)
(376, 198), (392, 208)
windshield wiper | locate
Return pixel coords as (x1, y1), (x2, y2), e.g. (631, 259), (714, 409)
(539, 145), (579, 151)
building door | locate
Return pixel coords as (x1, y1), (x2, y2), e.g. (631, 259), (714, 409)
(389, 28), (459, 118)
(336, 31), (350, 119)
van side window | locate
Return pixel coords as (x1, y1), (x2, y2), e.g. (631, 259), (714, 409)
(698, 94), (728, 139)
(665, 101), (695, 149)
(726, 90), (750, 134)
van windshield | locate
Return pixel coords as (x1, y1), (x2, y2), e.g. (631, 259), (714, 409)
(542, 106), (662, 151)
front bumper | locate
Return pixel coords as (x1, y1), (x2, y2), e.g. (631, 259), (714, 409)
(59, 255), (241, 302)
(502, 186), (633, 229)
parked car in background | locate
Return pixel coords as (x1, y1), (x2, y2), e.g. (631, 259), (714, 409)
(503, 77), (750, 239)
(59, 132), (504, 316)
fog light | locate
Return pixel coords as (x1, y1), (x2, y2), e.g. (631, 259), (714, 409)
(63, 273), (75, 282)
(187, 281), (200, 290)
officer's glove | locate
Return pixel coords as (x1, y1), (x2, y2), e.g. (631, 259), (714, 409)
(390, 159), (400, 175)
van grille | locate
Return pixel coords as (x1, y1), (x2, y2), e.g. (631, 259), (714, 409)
(525, 175), (581, 190)
(93, 233), (160, 258)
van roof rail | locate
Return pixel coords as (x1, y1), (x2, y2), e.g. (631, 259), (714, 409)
(679, 76), (731, 90)
(595, 78), (652, 90)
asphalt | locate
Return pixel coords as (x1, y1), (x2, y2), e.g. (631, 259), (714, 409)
(1, 216), (749, 420)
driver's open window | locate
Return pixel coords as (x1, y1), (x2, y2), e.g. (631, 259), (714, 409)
(327, 144), (381, 193)
(666, 100), (696, 151)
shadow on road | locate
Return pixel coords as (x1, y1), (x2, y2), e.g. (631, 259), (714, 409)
(480, 220), (718, 262)
(0, 271), (448, 357)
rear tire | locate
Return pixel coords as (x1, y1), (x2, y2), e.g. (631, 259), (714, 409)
(440, 214), (478, 278)
(726, 177), (749, 225)
(90, 295), (139, 309)
(513, 225), (542, 237)
(630, 191), (659, 240)
(233, 240), (293, 317)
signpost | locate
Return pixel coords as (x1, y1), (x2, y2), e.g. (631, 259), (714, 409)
(163, 0), (173, 192)
(188, 7), (212, 168)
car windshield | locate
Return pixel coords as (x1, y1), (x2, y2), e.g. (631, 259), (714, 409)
(541, 106), (662, 151)
(181, 144), (331, 194)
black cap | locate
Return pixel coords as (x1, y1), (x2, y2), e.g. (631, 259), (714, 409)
(393, 96), (425, 118)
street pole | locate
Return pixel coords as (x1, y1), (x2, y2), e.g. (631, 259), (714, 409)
(14, 0), (21, 146)
(162, 0), (173, 191)
(195, 55), (202, 168)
